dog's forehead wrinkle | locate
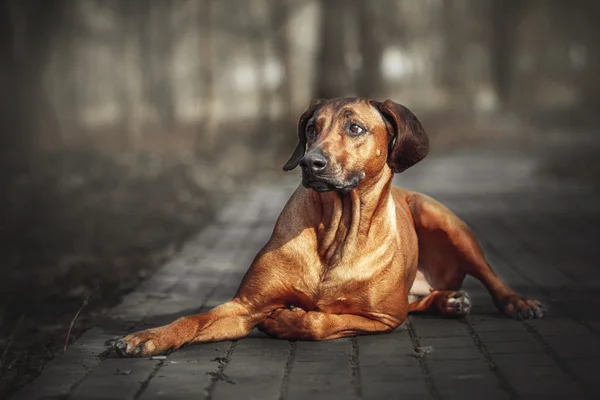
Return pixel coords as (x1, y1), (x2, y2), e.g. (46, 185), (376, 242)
(316, 102), (380, 129)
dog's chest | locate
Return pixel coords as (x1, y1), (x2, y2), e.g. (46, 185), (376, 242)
(309, 251), (401, 313)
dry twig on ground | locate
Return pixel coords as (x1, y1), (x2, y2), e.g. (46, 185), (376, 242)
(64, 284), (100, 352)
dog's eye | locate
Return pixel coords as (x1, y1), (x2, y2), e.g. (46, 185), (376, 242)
(348, 124), (365, 136)
(306, 125), (317, 140)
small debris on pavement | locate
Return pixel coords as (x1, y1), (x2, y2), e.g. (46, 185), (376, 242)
(211, 356), (230, 365)
(151, 355), (167, 360)
(412, 346), (434, 358)
(115, 369), (132, 375)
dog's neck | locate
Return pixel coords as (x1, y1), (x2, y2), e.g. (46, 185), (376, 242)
(313, 167), (394, 266)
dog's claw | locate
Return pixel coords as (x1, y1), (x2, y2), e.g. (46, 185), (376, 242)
(113, 338), (129, 357)
(441, 290), (471, 317)
(499, 294), (546, 320)
(533, 305), (547, 319)
(133, 345), (144, 357)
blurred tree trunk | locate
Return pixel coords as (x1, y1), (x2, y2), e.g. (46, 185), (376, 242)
(201, 0), (217, 150)
(578, 1), (600, 120)
(120, 0), (145, 149)
(490, 0), (521, 110)
(271, 0), (292, 124)
(142, 1), (174, 129)
(255, 0), (270, 125)
(356, 0), (385, 98)
(0, 0), (66, 165)
(441, 1), (464, 106)
(315, 0), (350, 99)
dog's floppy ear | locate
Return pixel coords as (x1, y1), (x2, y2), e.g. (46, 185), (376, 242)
(282, 99), (325, 171)
(371, 99), (429, 173)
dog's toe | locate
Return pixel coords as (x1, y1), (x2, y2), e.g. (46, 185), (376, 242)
(113, 338), (130, 357)
(442, 290), (471, 317)
(111, 330), (163, 357)
(500, 295), (546, 320)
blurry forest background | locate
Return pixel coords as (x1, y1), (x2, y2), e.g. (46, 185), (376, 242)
(1, 0), (600, 396)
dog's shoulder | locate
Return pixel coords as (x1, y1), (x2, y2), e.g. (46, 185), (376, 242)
(390, 185), (414, 205)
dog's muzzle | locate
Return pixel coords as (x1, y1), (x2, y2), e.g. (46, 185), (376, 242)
(300, 151), (362, 194)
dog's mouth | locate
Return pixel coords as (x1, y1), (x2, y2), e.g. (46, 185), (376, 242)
(302, 174), (362, 194)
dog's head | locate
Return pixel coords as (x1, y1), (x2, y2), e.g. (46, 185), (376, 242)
(283, 98), (429, 193)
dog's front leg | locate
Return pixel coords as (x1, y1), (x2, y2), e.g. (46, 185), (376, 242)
(114, 299), (268, 357)
(258, 308), (397, 341)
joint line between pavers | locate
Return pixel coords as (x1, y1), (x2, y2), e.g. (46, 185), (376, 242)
(278, 341), (296, 400)
(523, 323), (597, 399)
(205, 340), (237, 400)
(350, 336), (362, 400)
(460, 318), (520, 400)
(405, 318), (442, 400)
(133, 359), (165, 400)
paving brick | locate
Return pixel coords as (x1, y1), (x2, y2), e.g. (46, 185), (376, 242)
(358, 330), (417, 368)
(485, 340), (545, 355)
(492, 353), (555, 368)
(541, 335), (600, 359)
(502, 366), (585, 396)
(426, 359), (513, 398)
(358, 329), (430, 398)
(69, 358), (161, 400)
(138, 342), (231, 400)
(286, 339), (355, 400)
(416, 336), (474, 349)
(423, 347), (484, 361)
(526, 318), (595, 337)
(410, 316), (468, 338)
(564, 359), (600, 398)
(434, 378), (510, 400)
(360, 377), (432, 399)
(426, 359), (494, 377)
(467, 315), (526, 332)
(474, 330), (534, 343)
(212, 338), (289, 400)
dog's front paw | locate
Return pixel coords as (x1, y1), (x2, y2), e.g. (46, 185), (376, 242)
(258, 308), (308, 339)
(497, 294), (546, 320)
(111, 328), (174, 358)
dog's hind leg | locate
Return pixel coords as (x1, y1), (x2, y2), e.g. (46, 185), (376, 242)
(407, 193), (546, 320)
(408, 268), (470, 317)
(408, 290), (471, 317)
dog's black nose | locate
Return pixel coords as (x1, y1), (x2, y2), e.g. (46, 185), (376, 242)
(301, 151), (328, 173)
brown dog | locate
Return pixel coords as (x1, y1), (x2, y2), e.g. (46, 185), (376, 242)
(113, 98), (545, 357)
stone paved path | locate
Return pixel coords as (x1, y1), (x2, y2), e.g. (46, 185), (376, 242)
(13, 147), (600, 400)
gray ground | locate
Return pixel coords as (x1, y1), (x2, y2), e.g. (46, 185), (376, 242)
(13, 144), (600, 400)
